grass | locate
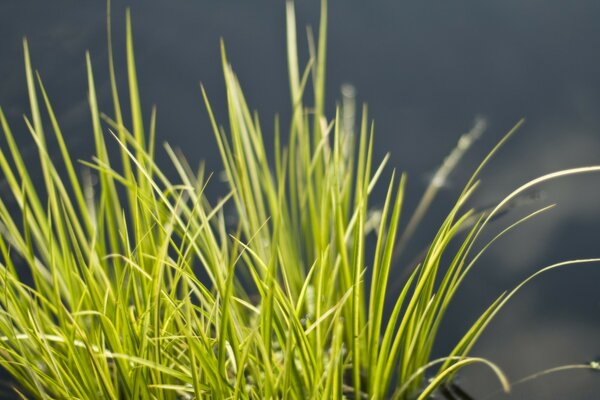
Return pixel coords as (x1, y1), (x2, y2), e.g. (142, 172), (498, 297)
(0, 0), (598, 398)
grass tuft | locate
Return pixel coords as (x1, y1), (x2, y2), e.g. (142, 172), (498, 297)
(0, 1), (598, 399)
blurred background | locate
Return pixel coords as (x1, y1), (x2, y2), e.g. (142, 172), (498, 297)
(1, 1), (599, 398)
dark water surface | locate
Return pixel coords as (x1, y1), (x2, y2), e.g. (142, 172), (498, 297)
(1, 1), (600, 398)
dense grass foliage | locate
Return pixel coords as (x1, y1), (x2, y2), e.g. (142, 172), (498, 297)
(0, 1), (598, 398)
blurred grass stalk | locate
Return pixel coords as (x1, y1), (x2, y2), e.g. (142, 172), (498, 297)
(0, 0), (598, 399)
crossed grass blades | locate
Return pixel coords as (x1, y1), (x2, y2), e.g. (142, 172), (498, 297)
(0, 0), (598, 399)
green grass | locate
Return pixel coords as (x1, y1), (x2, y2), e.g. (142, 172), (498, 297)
(0, 0), (598, 398)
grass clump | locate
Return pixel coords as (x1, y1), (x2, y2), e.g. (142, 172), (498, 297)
(0, 1), (598, 399)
